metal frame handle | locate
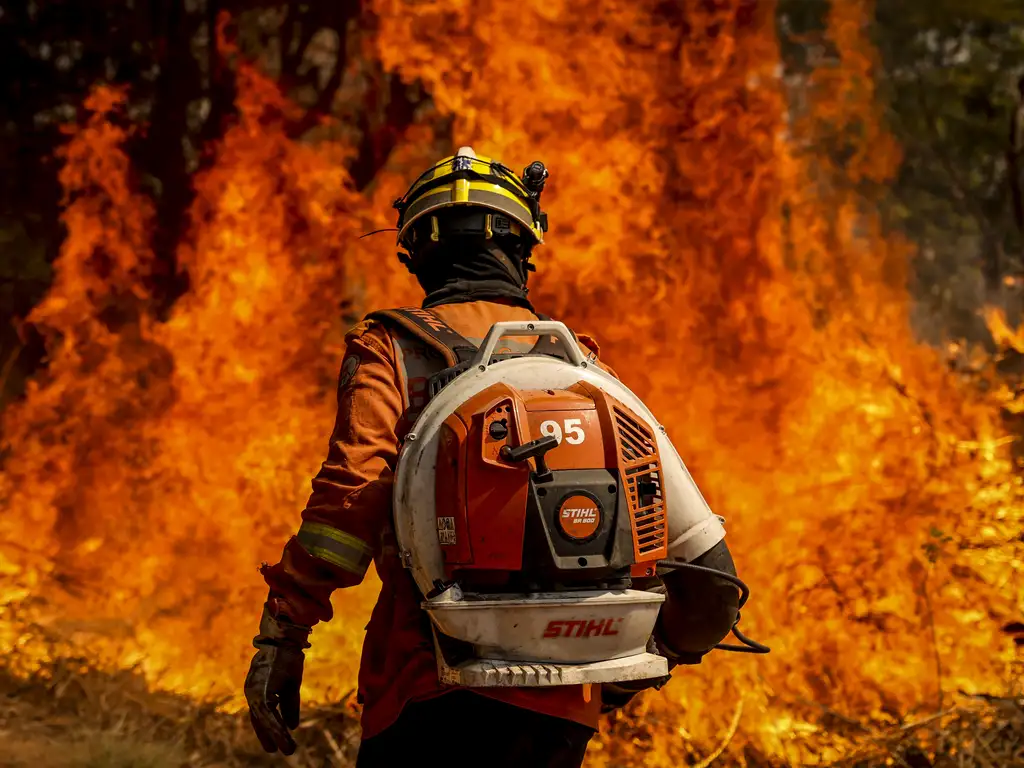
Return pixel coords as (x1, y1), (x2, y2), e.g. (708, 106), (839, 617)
(469, 321), (586, 368)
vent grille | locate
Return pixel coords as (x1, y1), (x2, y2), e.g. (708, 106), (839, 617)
(613, 406), (667, 559)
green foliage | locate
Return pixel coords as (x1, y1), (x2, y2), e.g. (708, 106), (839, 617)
(779, 0), (1024, 345)
(874, 0), (1024, 342)
(0, 217), (52, 410)
(0, 218), (52, 302)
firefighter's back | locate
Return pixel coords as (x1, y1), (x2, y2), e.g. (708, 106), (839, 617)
(356, 299), (607, 743)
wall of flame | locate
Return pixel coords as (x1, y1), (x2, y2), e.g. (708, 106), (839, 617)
(0, 0), (1020, 763)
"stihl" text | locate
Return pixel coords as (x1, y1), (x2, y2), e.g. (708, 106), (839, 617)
(543, 618), (622, 638)
(562, 508), (597, 521)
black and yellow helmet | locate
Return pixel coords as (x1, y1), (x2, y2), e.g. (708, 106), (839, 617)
(393, 146), (549, 253)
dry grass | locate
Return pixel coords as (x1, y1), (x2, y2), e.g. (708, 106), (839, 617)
(828, 694), (1024, 768)
(1, 658), (1020, 767)
(0, 658), (360, 767)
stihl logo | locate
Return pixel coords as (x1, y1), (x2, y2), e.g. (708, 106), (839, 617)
(556, 494), (601, 540)
(557, 493), (602, 540)
(562, 508), (597, 522)
(543, 618), (622, 639)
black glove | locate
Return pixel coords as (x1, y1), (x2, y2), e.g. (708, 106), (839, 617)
(600, 634), (674, 713)
(600, 674), (673, 713)
(244, 603), (311, 755)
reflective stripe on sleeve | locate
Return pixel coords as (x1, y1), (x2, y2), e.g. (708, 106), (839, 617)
(296, 521), (374, 575)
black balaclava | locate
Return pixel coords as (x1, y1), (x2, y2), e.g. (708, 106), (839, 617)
(407, 233), (536, 311)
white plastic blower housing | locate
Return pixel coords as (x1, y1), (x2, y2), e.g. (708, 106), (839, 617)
(392, 321), (726, 687)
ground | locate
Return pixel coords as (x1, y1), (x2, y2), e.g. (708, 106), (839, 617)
(0, 661), (360, 768)
(0, 661), (1020, 767)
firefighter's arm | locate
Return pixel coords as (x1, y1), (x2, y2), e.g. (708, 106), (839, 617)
(261, 322), (403, 627)
(650, 429), (736, 663)
(602, 484), (738, 712)
(600, 539), (739, 713)
(654, 539), (739, 663)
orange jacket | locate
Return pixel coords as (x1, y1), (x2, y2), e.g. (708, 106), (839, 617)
(262, 300), (613, 739)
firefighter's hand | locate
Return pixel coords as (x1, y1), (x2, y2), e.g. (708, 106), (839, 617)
(244, 603), (311, 755)
(600, 674), (673, 713)
(245, 643), (305, 754)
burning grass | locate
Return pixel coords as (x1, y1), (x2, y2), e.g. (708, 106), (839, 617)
(0, 658), (1019, 767)
(827, 695), (1024, 768)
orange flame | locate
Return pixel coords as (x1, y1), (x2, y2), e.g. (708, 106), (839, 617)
(1, 0), (1021, 763)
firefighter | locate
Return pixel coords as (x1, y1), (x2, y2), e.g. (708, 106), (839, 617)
(244, 148), (742, 767)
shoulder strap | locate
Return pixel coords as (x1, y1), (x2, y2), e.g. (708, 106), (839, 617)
(368, 307), (583, 365)
(365, 307), (478, 368)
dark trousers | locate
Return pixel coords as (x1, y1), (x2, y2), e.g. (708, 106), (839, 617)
(355, 691), (595, 768)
